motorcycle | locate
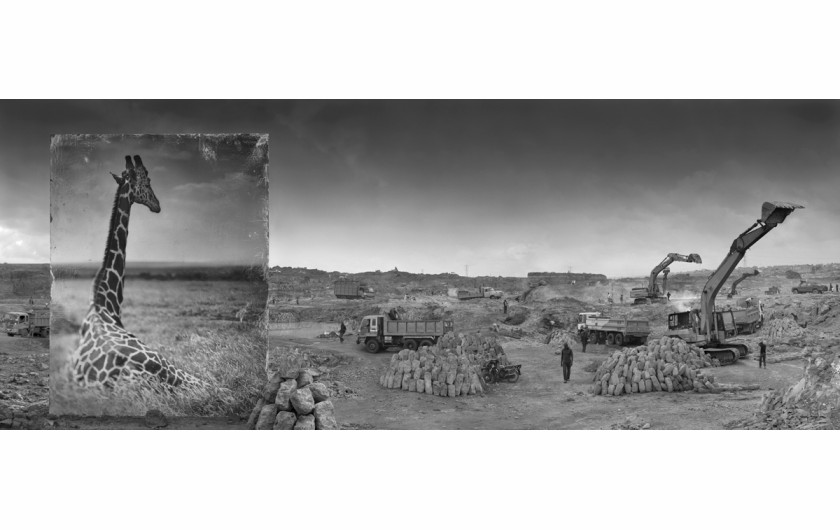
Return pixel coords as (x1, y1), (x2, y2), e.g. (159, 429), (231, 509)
(481, 359), (521, 384)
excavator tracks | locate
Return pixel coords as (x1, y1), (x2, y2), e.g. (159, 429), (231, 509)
(704, 347), (741, 366)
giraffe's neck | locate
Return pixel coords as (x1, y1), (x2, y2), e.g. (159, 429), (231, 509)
(92, 181), (131, 324)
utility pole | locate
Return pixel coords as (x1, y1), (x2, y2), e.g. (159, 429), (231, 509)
(465, 265), (469, 278)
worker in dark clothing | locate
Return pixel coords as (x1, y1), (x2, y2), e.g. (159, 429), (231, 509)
(758, 341), (767, 368)
(503, 299), (508, 314)
(339, 321), (346, 343)
(579, 327), (590, 353)
(560, 343), (574, 383)
(666, 291), (671, 301)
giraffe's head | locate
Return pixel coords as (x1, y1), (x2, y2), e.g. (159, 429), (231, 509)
(113, 155), (161, 213)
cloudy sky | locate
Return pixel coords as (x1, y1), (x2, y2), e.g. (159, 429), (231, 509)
(50, 133), (267, 265)
(1, 101), (838, 276)
(274, 100), (840, 277)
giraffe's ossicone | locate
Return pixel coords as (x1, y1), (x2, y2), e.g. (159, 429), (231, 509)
(71, 155), (207, 390)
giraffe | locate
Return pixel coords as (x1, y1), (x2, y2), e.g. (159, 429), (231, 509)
(71, 155), (207, 390)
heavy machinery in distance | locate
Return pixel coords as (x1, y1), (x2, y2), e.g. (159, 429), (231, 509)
(666, 201), (802, 365)
(3, 308), (50, 337)
(334, 279), (375, 299)
(727, 269), (760, 298)
(792, 279), (828, 294)
(630, 253), (703, 304)
(448, 286), (504, 300)
(727, 296), (764, 334)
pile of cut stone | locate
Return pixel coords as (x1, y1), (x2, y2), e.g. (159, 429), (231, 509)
(378, 332), (492, 397)
(763, 317), (805, 340)
(590, 336), (719, 396)
(249, 348), (338, 430)
(545, 329), (578, 348)
(728, 352), (840, 430)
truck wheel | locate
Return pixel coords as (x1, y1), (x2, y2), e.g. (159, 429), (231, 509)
(365, 339), (380, 353)
(404, 339), (418, 351)
(419, 339), (433, 349)
(614, 333), (624, 346)
(606, 333), (615, 345)
(813, 289), (820, 294)
(793, 289), (799, 294)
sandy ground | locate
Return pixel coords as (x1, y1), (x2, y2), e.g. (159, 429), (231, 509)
(0, 331), (50, 428)
(269, 326), (804, 430)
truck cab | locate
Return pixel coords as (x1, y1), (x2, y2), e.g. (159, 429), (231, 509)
(480, 286), (504, 299)
(667, 309), (736, 342)
(576, 312), (602, 331)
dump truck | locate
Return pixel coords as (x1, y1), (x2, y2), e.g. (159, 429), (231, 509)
(4, 309), (50, 337)
(666, 201), (802, 365)
(728, 297), (763, 334)
(334, 280), (374, 299)
(576, 312), (650, 346)
(356, 314), (453, 353)
(765, 286), (780, 295)
(631, 252), (702, 304)
(449, 286), (504, 300)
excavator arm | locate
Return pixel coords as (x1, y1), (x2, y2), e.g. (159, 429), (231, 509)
(700, 202), (802, 341)
(727, 269), (760, 298)
(648, 253), (703, 295)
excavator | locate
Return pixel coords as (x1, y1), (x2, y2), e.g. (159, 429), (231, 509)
(630, 253), (703, 304)
(726, 269), (760, 298)
(666, 201), (802, 365)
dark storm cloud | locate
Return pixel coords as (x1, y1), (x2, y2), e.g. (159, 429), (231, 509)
(1, 100), (838, 275)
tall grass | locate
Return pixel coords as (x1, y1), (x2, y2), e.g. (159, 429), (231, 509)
(50, 279), (267, 417)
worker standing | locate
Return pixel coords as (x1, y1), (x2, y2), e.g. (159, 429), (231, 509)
(503, 299), (508, 314)
(620, 293), (624, 304)
(758, 341), (767, 369)
(560, 343), (574, 383)
(339, 320), (346, 343)
(579, 326), (590, 353)
(666, 291), (671, 301)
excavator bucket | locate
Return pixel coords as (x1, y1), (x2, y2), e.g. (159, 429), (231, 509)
(761, 201), (803, 226)
(688, 253), (702, 264)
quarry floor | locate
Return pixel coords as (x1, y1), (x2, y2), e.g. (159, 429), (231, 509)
(269, 326), (805, 430)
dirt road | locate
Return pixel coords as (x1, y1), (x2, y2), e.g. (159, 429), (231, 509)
(269, 329), (803, 430)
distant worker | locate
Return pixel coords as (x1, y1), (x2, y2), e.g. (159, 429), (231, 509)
(758, 341), (767, 369)
(620, 293), (624, 304)
(339, 321), (346, 343)
(560, 343), (574, 383)
(666, 291), (672, 301)
(296, 296), (299, 305)
(579, 326), (590, 352)
(503, 299), (508, 314)
(28, 297), (34, 305)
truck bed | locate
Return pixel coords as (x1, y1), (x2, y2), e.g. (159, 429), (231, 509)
(588, 317), (650, 336)
(384, 320), (453, 336)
